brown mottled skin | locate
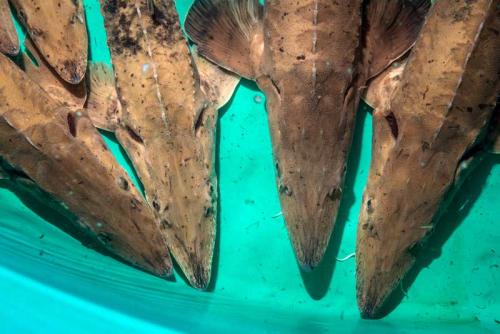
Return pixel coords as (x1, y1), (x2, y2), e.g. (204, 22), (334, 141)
(0, 0), (19, 55)
(186, 0), (430, 271)
(10, 0), (88, 84)
(257, 0), (364, 269)
(101, 0), (218, 289)
(0, 53), (173, 277)
(357, 0), (499, 318)
(22, 38), (87, 111)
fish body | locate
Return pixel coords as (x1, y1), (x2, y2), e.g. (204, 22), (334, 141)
(100, 0), (238, 289)
(259, 0), (363, 269)
(0, 53), (173, 278)
(357, 0), (499, 318)
(186, 0), (430, 270)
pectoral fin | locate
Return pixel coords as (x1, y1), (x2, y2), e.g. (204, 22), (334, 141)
(85, 62), (122, 132)
(191, 48), (240, 110)
(185, 0), (264, 80)
(363, 0), (431, 80)
(363, 59), (407, 111)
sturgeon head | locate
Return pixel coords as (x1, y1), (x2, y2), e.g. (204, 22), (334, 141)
(186, 0), (430, 270)
(357, 0), (499, 318)
(100, 0), (238, 289)
(0, 0), (19, 55)
(10, 0), (88, 84)
(0, 53), (173, 277)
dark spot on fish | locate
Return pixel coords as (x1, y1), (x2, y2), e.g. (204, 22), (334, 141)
(275, 162), (281, 178)
(204, 206), (214, 218)
(103, 0), (118, 14)
(130, 198), (140, 209)
(67, 113), (77, 137)
(160, 219), (172, 229)
(194, 105), (208, 133)
(452, 6), (472, 22)
(118, 177), (129, 190)
(385, 112), (399, 139)
(270, 78), (281, 95)
(63, 60), (81, 84)
(328, 187), (343, 201)
(366, 199), (373, 214)
(152, 200), (161, 212)
(148, 1), (184, 45)
(125, 126), (144, 144)
(104, 3), (142, 55)
(362, 222), (379, 240)
(279, 184), (293, 196)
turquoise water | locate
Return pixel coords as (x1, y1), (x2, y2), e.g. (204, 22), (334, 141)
(0, 1), (498, 332)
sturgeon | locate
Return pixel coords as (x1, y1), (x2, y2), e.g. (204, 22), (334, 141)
(185, 0), (430, 270)
(357, 0), (499, 318)
(0, 53), (173, 278)
(99, 0), (239, 289)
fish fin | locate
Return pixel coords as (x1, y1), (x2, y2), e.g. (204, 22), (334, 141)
(363, 59), (407, 111)
(85, 62), (122, 131)
(192, 48), (240, 110)
(185, 0), (264, 80)
(363, 0), (431, 79)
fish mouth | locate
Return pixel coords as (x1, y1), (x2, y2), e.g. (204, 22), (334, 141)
(283, 188), (343, 272)
(142, 256), (174, 279)
(170, 245), (213, 290)
(189, 259), (211, 290)
(356, 212), (416, 319)
(356, 266), (397, 319)
(295, 239), (328, 272)
(158, 206), (216, 290)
